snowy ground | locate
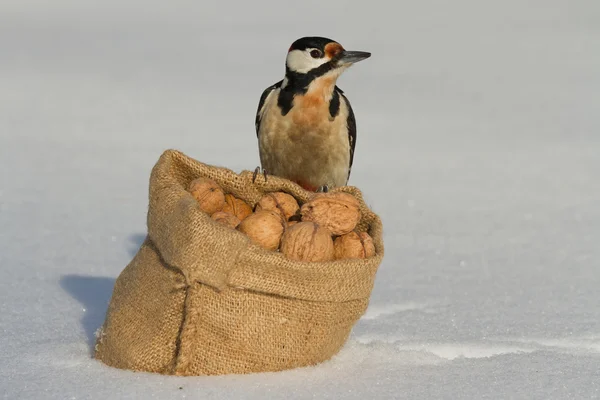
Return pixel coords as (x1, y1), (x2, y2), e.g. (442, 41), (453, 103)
(1, 0), (599, 398)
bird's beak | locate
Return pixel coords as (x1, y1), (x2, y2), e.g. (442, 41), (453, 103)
(337, 50), (371, 66)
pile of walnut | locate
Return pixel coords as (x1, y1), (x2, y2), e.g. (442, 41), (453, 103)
(188, 177), (375, 262)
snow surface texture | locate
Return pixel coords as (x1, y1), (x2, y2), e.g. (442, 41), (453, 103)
(1, 0), (599, 398)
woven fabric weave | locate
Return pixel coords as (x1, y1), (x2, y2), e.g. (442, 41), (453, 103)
(95, 150), (384, 375)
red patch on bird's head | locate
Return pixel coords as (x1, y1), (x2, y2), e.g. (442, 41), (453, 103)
(324, 42), (344, 58)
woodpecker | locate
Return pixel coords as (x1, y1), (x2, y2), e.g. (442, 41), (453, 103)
(255, 36), (370, 192)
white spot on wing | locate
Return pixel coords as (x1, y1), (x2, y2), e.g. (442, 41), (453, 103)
(258, 88), (279, 123)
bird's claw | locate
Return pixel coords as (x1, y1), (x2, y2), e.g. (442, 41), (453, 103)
(252, 166), (268, 183)
(252, 167), (260, 183)
(316, 185), (329, 193)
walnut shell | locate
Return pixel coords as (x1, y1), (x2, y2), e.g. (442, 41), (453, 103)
(237, 210), (285, 251)
(300, 192), (361, 236)
(287, 220), (299, 228)
(188, 177), (225, 214)
(222, 194), (253, 221)
(255, 192), (300, 221)
(334, 231), (375, 260)
(280, 222), (335, 262)
(211, 211), (241, 229)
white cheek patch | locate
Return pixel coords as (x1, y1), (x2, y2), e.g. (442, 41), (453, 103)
(286, 49), (330, 74)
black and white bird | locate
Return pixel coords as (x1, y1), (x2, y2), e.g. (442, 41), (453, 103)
(255, 36), (370, 192)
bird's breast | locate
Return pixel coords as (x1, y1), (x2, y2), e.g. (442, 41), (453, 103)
(266, 93), (337, 142)
(258, 87), (350, 189)
(292, 76), (337, 122)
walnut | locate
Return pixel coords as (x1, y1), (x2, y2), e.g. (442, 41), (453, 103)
(300, 192), (361, 236)
(237, 210), (285, 251)
(211, 211), (241, 229)
(188, 177), (225, 214)
(334, 231), (375, 260)
(255, 192), (300, 221)
(280, 222), (335, 262)
(222, 194), (253, 221)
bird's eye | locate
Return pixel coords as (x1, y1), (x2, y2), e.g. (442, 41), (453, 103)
(310, 49), (322, 58)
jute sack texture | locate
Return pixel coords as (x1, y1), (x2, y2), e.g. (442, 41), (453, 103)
(94, 149), (384, 376)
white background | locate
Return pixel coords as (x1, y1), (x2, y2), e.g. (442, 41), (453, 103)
(1, 0), (599, 398)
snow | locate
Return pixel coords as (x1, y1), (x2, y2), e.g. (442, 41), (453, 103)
(1, 0), (599, 398)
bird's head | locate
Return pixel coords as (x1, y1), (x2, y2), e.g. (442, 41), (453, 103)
(284, 37), (370, 84)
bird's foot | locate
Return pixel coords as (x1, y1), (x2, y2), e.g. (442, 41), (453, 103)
(252, 166), (268, 183)
(316, 185), (329, 193)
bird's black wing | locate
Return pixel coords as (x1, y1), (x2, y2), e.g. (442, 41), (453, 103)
(337, 86), (357, 182)
(255, 80), (283, 137)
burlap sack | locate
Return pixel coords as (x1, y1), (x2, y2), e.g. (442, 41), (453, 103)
(94, 149), (384, 376)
